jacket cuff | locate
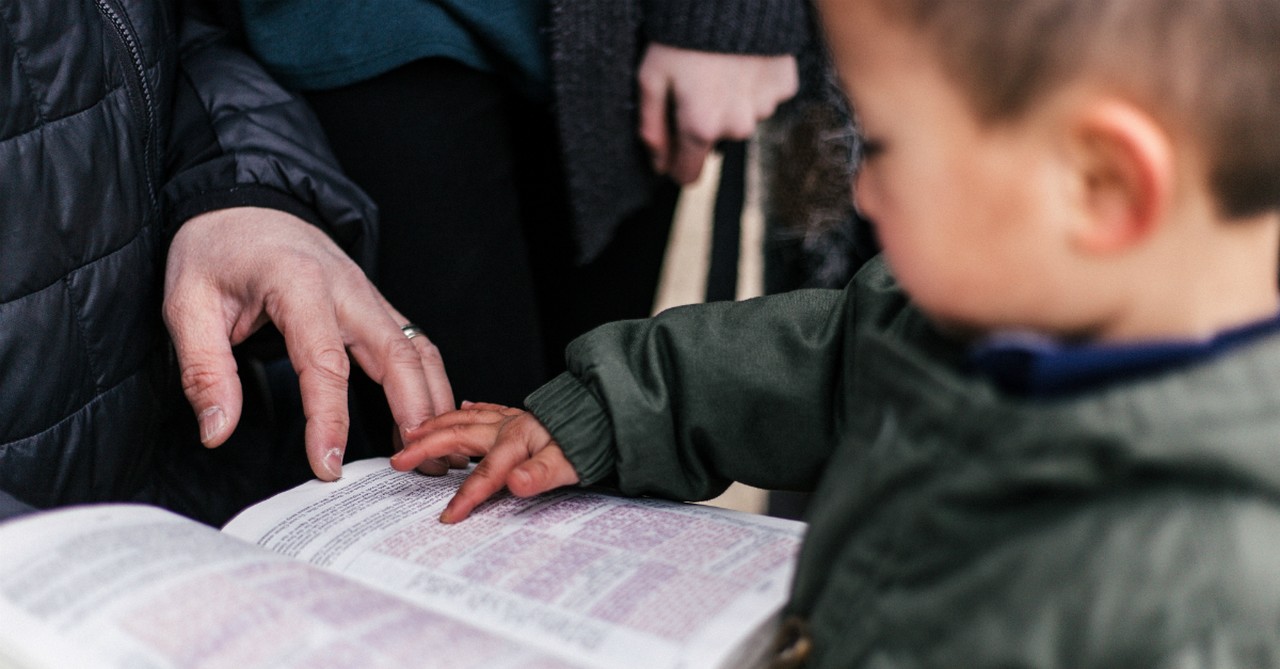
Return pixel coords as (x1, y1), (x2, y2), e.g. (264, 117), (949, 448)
(644, 0), (809, 54)
(0, 488), (37, 523)
(525, 372), (618, 486)
(167, 184), (323, 239)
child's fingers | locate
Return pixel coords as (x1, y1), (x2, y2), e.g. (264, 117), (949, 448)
(412, 407), (510, 435)
(460, 400), (522, 415)
(391, 422), (503, 471)
(436, 411), (563, 523)
(438, 443), (528, 523)
(508, 445), (578, 497)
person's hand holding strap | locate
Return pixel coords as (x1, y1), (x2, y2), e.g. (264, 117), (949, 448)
(392, 402), (580, 523)
(164, 207), (456, 481)
(637, 43), (799, 184)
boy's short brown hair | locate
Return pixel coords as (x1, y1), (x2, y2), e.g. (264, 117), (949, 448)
(869, 0), (1280, 219)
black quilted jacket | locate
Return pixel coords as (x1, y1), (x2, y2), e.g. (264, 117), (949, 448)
(0, 0), (375, 516)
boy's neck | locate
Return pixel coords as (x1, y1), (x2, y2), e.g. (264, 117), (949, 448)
(1082, 212), (1280, 343)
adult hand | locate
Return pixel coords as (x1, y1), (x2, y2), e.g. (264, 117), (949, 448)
(164, 207), (456, 481)
(392, 402), (580, 523)
(637, 43), (799, 184)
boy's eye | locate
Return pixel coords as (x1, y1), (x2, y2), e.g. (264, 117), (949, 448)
(850, 113), (884, 163)
(857, 138), (885, 162)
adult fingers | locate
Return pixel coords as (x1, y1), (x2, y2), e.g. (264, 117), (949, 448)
(668, 128), (714, 185)
(414, 332), (455, 419)
(763, 56), (800, 110)
(163, 280), (243, 449)
(418, 453), (471, 475)
(341, 293), (448, 439)
(382, 299), (456, 419)
(637, 67), (673, 175)
(413, 457), (452, 477)
(273, 287), (352, 481)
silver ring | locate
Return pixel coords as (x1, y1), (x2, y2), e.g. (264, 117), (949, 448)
(401, 323), (426, 340)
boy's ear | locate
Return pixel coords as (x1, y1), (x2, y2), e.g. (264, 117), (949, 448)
(1068, 100), (1174, 254)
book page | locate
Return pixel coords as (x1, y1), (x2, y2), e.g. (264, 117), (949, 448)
(224, 459), (806, 669)
(0, 505), (584, 669)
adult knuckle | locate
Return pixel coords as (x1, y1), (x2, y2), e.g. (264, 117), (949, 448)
(756, 98), (779, 122)
(385, 336), (420, 365)
(638, 68), (665, 94)
(274, 247), (319, 274)
(416, 339), (444, 366)
(161, 293), (186, 324)
(312, 411), (350, 436)
(179, 360), (225, 397)
(684, 120), (718, 145)
(330, 259), (369, 288)
(307, 344), (351, 383)
(726, 110), (756, 138)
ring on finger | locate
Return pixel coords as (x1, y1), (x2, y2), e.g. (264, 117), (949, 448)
(401, 323), (427, 340)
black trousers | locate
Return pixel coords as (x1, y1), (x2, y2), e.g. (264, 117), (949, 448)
(302, 58), (678, 453)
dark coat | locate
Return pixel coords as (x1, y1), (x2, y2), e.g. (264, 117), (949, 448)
(0, 0), (375, 518)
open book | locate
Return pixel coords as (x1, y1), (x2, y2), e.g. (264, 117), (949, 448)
(0, 459), (805, 668)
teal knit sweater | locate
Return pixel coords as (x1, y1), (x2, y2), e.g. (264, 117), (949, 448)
(239, 0), (550, 99)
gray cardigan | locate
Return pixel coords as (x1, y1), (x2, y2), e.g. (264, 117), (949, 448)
(550, 0), (811, 262)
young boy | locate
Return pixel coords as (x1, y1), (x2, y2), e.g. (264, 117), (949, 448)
(394, 0), (1280, 665)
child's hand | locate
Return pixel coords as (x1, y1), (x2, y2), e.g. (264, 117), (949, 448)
(391, 402), (580, 523)
(391, 427), (470, 477)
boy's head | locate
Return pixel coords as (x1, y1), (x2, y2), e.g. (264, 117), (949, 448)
(819, 0), (1280, 342)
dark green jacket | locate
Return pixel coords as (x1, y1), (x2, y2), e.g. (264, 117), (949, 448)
(527, 257), (1280, 667)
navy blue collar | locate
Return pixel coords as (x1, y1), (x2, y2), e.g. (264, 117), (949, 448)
(969, 312), (1280, 398)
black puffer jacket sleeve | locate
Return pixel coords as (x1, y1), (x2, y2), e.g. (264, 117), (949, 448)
(161, 0), (377, 269)
(0, 490), (36, 524)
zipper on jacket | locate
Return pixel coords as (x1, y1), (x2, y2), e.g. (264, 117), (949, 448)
(94, 0), (160, 215)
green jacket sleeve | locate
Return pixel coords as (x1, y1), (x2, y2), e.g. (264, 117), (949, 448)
(526, 287), (852, 501)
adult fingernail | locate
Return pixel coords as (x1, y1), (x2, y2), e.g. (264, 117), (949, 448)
(198, 406), (227, 445)
(322, 447), (343, 480)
